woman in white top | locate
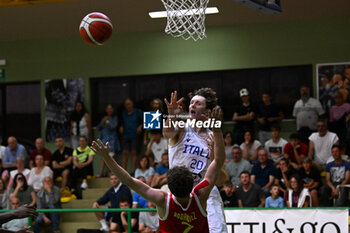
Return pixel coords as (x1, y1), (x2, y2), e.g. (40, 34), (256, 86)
(240, 130), (262, 163)
(27, 154), (53, 192)
(7, 157), (30, 190)
(285, 174), (311, 207)
(134, 156), (155, 186)
(224, 132), (234, 162)
(70, 101), (92, 149)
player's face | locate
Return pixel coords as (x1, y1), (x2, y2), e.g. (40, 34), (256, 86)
(189, 95), (208, 120)
(240, 173), (250, 185)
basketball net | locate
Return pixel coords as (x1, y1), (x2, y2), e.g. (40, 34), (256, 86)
(161, 0), (209, 41)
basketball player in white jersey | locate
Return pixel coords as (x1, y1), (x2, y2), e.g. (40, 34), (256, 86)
(163, 88), (228, 233)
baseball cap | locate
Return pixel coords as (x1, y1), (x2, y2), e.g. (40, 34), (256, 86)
(239, 88), (249, 97)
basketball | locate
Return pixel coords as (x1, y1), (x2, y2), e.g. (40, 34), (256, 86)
(79, 12), (113, 46)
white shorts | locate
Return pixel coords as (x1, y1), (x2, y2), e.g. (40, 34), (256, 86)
(206, 186), (227, 233)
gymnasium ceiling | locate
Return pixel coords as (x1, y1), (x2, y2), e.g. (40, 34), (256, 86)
(0, 0), (350, 41)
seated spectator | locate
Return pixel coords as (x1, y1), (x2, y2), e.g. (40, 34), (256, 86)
(257, 91), (284, 145)
(220, 180), (238, 207)
(3, 137), (27, 171)
(138, 201), (159, 233)
(145, 130), (168, 167)
(92, 174), (132, 232)
(0, 179), (6, 209)
(225, 145), (251, 186)
(308, 119), (339, 170)
(134, 156), (155, 186)
(265, 184), (284, 208)
(251, 149), (276, 196)
(274, 158), (297, 194)
(151, 153), (169, 188)
(29, 138), (51, 169)
(320, 145), (350, 206)
(1, 197), (28, 231)
(232, 88), (256, 144)
(265, 125), (288, 164)
(34, 177), (61, 233)
(284, 133), (308, 169)
(240, 130), (262, 163)
(326, 143), (350, 163)
(28, 154), (53, 192)
(236, 171), (265, 207)
(298, 157), (320, 207)
(72, 136), (94, 190)
(224, 132), (234, 163)
(9, 173), (36, 207)
(132, 176), (147, 209)
(51, 136), (74, 190)
(284, 174), (310, 207)
(110, 196), (138, 233)
(7, 157), (30, 190)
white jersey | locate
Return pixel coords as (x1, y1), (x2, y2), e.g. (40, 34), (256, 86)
(168, 126), (211, 185)
(168, 126), (227, 233)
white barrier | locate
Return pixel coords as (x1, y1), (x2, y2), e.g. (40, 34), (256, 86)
(225, 208), (348, 233)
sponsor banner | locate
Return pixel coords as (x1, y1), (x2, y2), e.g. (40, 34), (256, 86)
(225, 209), (348, 233)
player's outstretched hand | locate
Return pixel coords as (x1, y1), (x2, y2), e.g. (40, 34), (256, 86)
(13, 205), (37, 219)
(91, 139), (110, 158)
(164, 91), (184, 116)
(210, 106), (223, 123)
(205, 133), (214, 153)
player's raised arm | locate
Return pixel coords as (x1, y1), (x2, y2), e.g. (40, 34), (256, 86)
(91, 140), (167, 208)
(197, 107), (225, 202)
(163, 91), (185, 140)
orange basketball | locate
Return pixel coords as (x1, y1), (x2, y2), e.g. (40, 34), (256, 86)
(79, 12), (113, 46)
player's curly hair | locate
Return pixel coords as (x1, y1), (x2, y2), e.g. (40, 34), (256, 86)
(188, 87), (218, 110)
(168, 166), (193, 198)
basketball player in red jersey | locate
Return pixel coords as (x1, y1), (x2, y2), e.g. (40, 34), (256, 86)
(91, 107), (225, 233)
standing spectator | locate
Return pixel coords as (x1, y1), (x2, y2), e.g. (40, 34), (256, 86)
(224, 132), (234, 163)
(134, 156), (155, 186)
(34, 177), (61, 233)
(145, 130), (168, 167)
(308, 119), (339, 170)
(92, 174), (132, 232)
(97, 104), (120, 178)
(284, 133), (308, 169)
(220, 180), (238, 207)
(298, 157), (321, 207)
(232, 88), (256, 144)
(3, 137), (27, 171)
(29, 138), (51, 169)
(72, 136), (94, 190)
(110, 196), (138, 233)
(236, 171), (265, 207)
(293, 85), (325, 144)
(51, 136), (73, 190)
(9, 173), (36, 207)
(70, 101), (92, 149)
(151, 153), (169, 188)
(138, 201), (159, 233)
(119, 98), (143, 172)
(264, 125), (288, 164)
(225, 145), (251, 186)
(329, 91), (350, 143)
(1, 197), (28, 231)
(274, 158), (298, 194)
(7, 157), (30, 190)
(27, 154), (53, 192)
(240, 130), (262, 163)
(257, 92), (284, 145)
(143, 98), (164, 146)
(265, 184), (284, 208)
(284, 175), (310, 207)
(320, 145), (350, 206)
(251, 149), (276, 196)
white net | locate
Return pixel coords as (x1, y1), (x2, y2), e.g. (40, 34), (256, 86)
(161, 0), (209, 41)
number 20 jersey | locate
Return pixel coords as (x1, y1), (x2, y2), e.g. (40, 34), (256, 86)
(168, 126), (211, 185)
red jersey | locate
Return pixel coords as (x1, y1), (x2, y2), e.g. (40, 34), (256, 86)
(159, 180), (209, 233)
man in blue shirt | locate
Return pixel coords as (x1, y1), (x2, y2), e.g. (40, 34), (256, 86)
(250, 149), (276, 196)
(119, 98), (143, 173)
(151, 152), (169, 188)
(92, 174), (132, 232)
(3, 137), (28, 171)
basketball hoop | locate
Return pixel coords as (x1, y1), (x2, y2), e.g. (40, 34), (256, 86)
(161, 0), (209, 41)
